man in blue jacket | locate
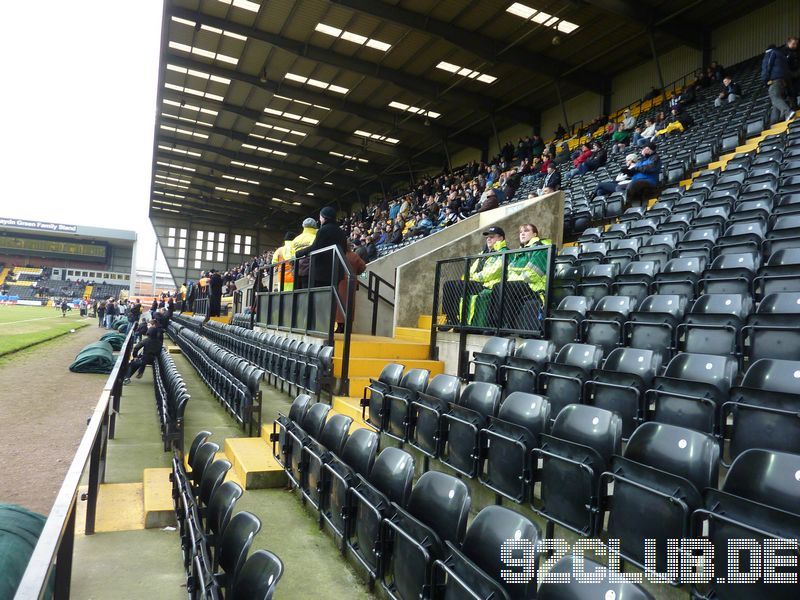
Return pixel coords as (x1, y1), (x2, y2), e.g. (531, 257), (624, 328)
(762, 43), (795, 123)
(624, 142), (661, 208)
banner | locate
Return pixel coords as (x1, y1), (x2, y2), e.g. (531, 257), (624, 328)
(0, 217), (77, 233)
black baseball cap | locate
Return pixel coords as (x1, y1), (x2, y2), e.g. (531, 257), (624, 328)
(482, 226), (505, 237)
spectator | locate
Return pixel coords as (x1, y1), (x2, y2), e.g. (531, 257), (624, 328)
(503, 223), (551, 328)
(625, 142), (662, 207)
(122, 327), (163, 384)
(294, 206), (347, 288)
(462, 227), (509, 327)
(540, 162), (561, 194)
(335, 242), (367, 333)
(593, 153), (638, 198)
(762, 42), (796, 122)
(477, 189), (499, 213)
(291, 218), (318, 289)
(710, 61), (724, 81)
(565, 143), (592, 179)
(97, 298), (106, 327)
(611, 109), (636, 147)
(206, 269), (223, 320)
(786, 37), (799, 108)
(272, 231), (296, 291)
(584, 141), (607, 172)
(715, 75), (742, 107)
(655, 107), (693, 137)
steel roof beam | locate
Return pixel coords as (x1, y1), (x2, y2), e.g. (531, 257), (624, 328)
(328, 0), (606, 92)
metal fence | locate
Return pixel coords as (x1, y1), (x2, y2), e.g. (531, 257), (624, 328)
(430, 245), (554, 358)
(15, 329), (135, 599)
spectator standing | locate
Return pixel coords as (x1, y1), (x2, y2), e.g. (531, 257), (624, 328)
(291, 218), (318, 289)
(294, 206), (347, 288)
(206, 269), (223, 319)
(335, 243), (367, 333)
(762, 43), (796, 122)
(97, 299), (106, 327)
(122, 328), (163, 384)
(272, 232), (296, 291)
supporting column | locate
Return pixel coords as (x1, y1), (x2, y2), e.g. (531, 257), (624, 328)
(442, 138), (452, 172)
(648, 31), (666, 91)
(490, 115), (501, 158)
(554, 80), (569, 133)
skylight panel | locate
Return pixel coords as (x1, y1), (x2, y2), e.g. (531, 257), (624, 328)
(155, 173), (191, 185)
(255, 122), (306, 137)
(215, 0), (260, 13)
(158, 144), (202, 157)
(222, 174), (260, 185)
(354, 130), (399, 145)
(215, 186), (250, 196)
(273, 94), (331, 111)
(161, 113), (213, 128)
(166, 64), (231, 84)
(314, 22), (392, 52)
(329, 151), (368, 163)
(160, 124), (209, 139)
(324, 181), (334, 186)
(230, 160), (272, 173)
(163, 99), (218, 116)
(298, 175), (310, 181)
(165, 82), (224, 102)
(284, 73), (349, 95)
(241, 143), (288, 157)
(284, 187), (296, 193)
(168, 41), (238, 66)
(157, 161), (196, 172)
(506, 3), (580, 34)
(435, 61), (496, 84)
(248, 131), (297, 146)
(388, 100), (441, 119)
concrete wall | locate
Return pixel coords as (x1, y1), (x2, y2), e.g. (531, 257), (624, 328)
(541, 91), (603, 140)
(712, 0), (799, 66)
(390, 192), (564, 330)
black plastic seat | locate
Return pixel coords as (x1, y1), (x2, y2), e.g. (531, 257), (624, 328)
(380, 471), (470, 600)
(532, 404), (622, 537)
(599, 422), (719, 576)
(755, 247), (800, 296)
(585, 347), (661, 438)
(432, 505), (540, 600)
(538, 554), (654, 599)
(204, 481), (242, 562)
(470, 336), (515, 384)
(742, 292), (800, 362)
(647, 352), (738, 434)
(605, 237), (641, 272)
(406, 374), (461, 459)
(198, 459), (232, 509)
(551, 263), (581, 309)
(301, 413), (353, 508)
(272, 394), (312, 469)
(624, 294), (688, 364)
(638, 232), (679, 269)
(347, 447), (415, 582)
(440, 382), (502, 478)
(230, 549), (283, 600)
(701, 251), (759, 295)
(286, 402), (330, 487)
(477, 392), (550, 502)
(211, 511), (261, 595)
(654, 256), (707, 299)
(679, 292), (754, 358)
(576, 263), (618, 305)
(691, 449), (800, 600)
(500, 339), (556, 395)
(611, 260), (659, 306)
(545, 296), (593, 349)
(581, 295), (636, 355)
(538, 343), (604, 420)
(319, 428), (379, 548)
(721, 358), (800, 466)
(384, 368), (430, 442)
(362, 363), (404, 431)
(191, 441), (220, 494)
(716, 220), (766, 256)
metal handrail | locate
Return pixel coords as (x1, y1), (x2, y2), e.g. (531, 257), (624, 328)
(360, 271), (395, 336)
(15, 328), (135, 599)
(256, 244), (356, 394)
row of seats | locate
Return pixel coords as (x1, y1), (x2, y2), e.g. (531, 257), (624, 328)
(230, 313), (252, 329)
(171, 432), (282, 599)
(167, 322), (263, 434)
(154, 347), (190, 453)
(173, 314), (334, 398)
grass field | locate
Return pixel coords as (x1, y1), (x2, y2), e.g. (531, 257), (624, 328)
(0, 305), (92, 356)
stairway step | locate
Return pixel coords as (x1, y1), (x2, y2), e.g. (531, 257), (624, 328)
(394, 327), (431, 343)
(416, 314), (445, 329)
(223, 437), (286, 490)
(332, 396), (370, 430)
(334, 338), (429, 359)
(143, 468), (177, 529)
(166, 345), (181, 354)
(334, 356), (443, 378)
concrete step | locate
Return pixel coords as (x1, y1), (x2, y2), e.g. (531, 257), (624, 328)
(394, 326), (431, 343)
(223, 437), (287, 490)
(334, 338), (429, 360)
(166, 345), (181, 354)
(416, 314), (445, 329)
(334, 356), (443, 378)
(143, 468), (177, 529)
(332, 396), (369, 430)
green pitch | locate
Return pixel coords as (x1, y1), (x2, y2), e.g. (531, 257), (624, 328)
(0, 304), (92, 356)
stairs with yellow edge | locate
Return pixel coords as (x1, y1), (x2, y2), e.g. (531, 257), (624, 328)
(0, 267), (9, 286)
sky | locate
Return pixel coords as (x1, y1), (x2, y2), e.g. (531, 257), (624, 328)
(0, 1), (166, 271)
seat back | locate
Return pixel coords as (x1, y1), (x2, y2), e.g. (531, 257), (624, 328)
(231, 549), (283, 600)
(318, 413), (353, 455)
(538, 555), (654, 599)
(301, 402), (331, 439)
(406, 471), (471, 544)
(206, 481), (243, 538)
(199, 459), (232, 507)
(472, 337), (515, 383)
(340, 428), (380, 478)
(368, 447), (415, 505)
(218, 511), (262, 588)
(191, 441), (220, 486)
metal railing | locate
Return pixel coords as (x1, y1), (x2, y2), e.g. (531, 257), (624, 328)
(430, 245), (555, 377)
(254, 244), (356, 394)
(14, 329), (135, 600)
(362, 271), (395, 336)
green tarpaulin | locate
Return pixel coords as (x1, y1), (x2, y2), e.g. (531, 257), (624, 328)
(69, 340), (115, 374)
(100, 332), (126, 351)
(0, 504), (50, 599)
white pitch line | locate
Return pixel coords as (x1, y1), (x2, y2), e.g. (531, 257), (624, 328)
(0, 315), (72, 326)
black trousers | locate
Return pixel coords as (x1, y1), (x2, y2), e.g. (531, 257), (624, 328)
(442, 280), (484, 324)
(208, 293), (221, 317)
(626, 180), (659, 208)
(127, 354), (155, 378)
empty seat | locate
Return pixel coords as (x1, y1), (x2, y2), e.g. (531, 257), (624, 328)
(599, 422), (719, 575)
(605, 237), (641, 272)
(576, 263), (618, 304)
(755, 247), (800, 296)
(538, 554), (654, 599)
(538, 343), (604, 420)
(585, 347), (660, 438)
(742, 292), (800, 362)
(638, 233), (679, 269)
(383, 368), (429, 442)
(478, 392), (550, 502)
(319, 428), (379, 549)
(347, 447), (414, 581)
(581, 295), (637, 355)
(300, 413), (353, 508)
(380, 471), (470, 600)
(721, 358), (800, 466)
(679, 292), (753, 358)
(647, 352), (738, 434)
(654, 256), (707, 299)
(230, 549), (283, 600)
(716, 221), (766, 256)
(500, 339), (556, 395)
(551, 263), (582, 309)
(532, 404), (622, 536)
(470, 336), (515, 384)
(433, 505), (540, 599)
(692, 449), (800, 600)
(272, 394), (312, 470)
(286, 402), (330, 487)
(405, 374), (461, 458)
(440, 382), (502, 477)
(361, 363), (404, 431)
(545, 296), (593, 349)
(701, 251), (759, 295)
(611, 260), (659, 306)
(624, 294), (688, 363)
